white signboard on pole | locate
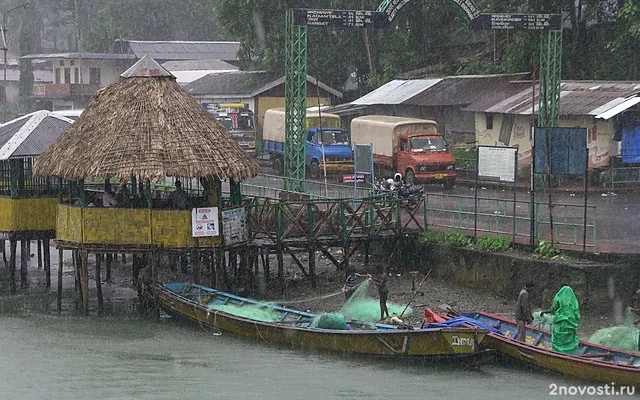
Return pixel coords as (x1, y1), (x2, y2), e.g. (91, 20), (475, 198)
(222, 207), (249, 246)
(191, 207), (219, 237)
(477, 146), (517, 182)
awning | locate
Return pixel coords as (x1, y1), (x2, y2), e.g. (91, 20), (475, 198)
(594, 96), (640, 120)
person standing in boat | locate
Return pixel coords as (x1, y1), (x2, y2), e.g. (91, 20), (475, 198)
(541, 286), (581, 354)
(370, 268), (390, 321)
(515, 281), (535, 343)
(342, 269), (368, 300)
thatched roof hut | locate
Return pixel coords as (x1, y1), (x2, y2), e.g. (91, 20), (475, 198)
(33, 56), (260, 182)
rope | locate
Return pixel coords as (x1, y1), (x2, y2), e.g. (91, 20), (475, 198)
(269, 280), (369, 305)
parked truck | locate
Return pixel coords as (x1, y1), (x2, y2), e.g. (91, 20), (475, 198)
(262, 108), (353, 179)
(350, 115), (456, 188)
(204, 103), (256, 155)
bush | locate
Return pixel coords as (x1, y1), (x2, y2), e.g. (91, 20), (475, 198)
(534, 241), (574, 261)
(418, 230), (472, 247)
(476, 234), (511, 252)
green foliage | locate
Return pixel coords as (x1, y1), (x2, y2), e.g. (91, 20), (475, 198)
(476, 234), (511, 252)
(451, 148), (476, 171)
(534, 241), (574, 262)
(418, 230), (472, 247)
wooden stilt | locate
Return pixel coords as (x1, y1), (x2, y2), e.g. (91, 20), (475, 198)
(37, 240), (42, 270)
(73, 250), (81, 292)
(277, 246), (284, 293)
(20, 240), (28, 289)
(1, 239), (6, 267)
(9, 239), (16, 294)
(308, 246), (316, 289)
(342, 243), (349, 273)
(80, 250), (89, 315)
(95, 253), (104, 314)
(121, 253), (126, 264)
(193, 249), (200, 285)
(263, 247), (270, 282)
(105, 253), (112, 283)
(43, 239), (51, 289)
(364, 240), (370, 266)
(57, 247), (63, 312)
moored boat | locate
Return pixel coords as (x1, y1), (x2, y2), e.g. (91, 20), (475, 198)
(438, 311), (640, 386)
(152, 283), (490, 361)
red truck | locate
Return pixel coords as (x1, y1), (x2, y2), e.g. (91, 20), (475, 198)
(350, 115), (456, 188)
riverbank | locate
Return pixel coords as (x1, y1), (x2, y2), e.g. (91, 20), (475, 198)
(0, 243), (629, 339)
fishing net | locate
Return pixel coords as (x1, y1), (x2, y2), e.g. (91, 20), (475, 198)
(532, 310), (554, 331)
(550, 286), (581, 354)
(207, 303), (281, 323)
(339, 280), (413, 322)
(588, 310), (640, 352)
(310, 313), (347, 330)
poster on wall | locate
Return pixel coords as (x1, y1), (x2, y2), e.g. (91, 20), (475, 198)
(191, 207), (219, 237)
(477, 146), (517, 182)
(222, 207), (249, 246)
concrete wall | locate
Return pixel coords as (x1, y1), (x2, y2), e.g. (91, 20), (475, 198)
(412, 243), (640, 313)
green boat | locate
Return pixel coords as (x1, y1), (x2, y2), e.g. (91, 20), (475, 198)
(152, 283), (491, 361)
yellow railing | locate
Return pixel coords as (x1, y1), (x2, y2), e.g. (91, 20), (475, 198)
(0, 197), (58, 232)
(56, 204), (219, 248)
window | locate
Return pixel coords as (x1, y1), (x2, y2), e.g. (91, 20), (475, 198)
(64, 68), (71, 84)
(400, 138), (408, 151)
(74, 68), (79, 84)
(89, 68), (101, 85)
(60, 61), (65, 66)
(486, 114), (494, 130)
(55, 68), (61, 84)
(70, 60), (75, 66)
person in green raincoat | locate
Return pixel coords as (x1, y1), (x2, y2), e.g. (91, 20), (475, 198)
(541, 286), (581, 354)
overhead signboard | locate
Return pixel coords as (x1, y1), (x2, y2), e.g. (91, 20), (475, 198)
(477, 146), (518, 182)
(191, 207), (219, 238)
(293, 9), (389, 28)
(471, 13), (561, 30)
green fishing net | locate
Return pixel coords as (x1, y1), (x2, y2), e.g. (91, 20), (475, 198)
(310, 313), (347, 330)
(208, 303), (281, 322)
(339, 280), (413, 322)
(588, 310), (640, 352)
(550, 286), (581, 354)
(532, 310), (554, 331)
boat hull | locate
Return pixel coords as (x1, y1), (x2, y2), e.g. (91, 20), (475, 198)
(463, 312), (640, 387)
(153, 283), (488, 359)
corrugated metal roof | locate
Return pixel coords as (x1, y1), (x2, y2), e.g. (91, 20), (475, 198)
(125, 40), (240, 61)
(464, 81), (640, 118)
(121, 55), (174, 78)
(0, 111), (73, 159)
(183, 72), (342, 98)
(161, 60), (239, 71)
(351, 79), (442, 105)
(405, 73), (529, 106)
(21, 53), (136, 60)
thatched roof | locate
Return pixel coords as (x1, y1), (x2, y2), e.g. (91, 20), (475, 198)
(33, 56), (260, 182)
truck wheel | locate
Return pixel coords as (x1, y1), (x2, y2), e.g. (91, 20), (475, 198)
(272, 157), (284, 175)
(443, 179), (455, 189)
(405, 170), (416, 185)
(309, 160), (320, 179)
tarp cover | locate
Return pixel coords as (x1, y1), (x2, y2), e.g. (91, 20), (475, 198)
(550, 286), (581, 354)
(422, 316), (503, 335)
(621, 124), (640, 163)
(588, 310), (639, 352)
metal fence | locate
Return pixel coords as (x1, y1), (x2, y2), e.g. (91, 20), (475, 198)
(424, 192), (597, 252)
(610, 156), (640, 188)
(236, 173), (372, 200)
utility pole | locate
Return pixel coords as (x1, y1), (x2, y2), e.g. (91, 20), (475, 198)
(2, 2), (29, 122)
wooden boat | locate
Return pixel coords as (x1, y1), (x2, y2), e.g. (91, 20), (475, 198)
(152, 283), (490, 360)
(445, 311), (640, 386)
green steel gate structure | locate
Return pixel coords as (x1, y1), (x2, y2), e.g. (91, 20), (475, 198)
(284, 1), (562, 194)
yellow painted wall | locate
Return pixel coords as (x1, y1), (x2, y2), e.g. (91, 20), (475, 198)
(56, 205), (218, 248)
(474, 113), (615, 168)
(0, 197), (58, 232)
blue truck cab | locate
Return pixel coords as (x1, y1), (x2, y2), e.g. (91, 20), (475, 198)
(262, 108), (353, 179)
